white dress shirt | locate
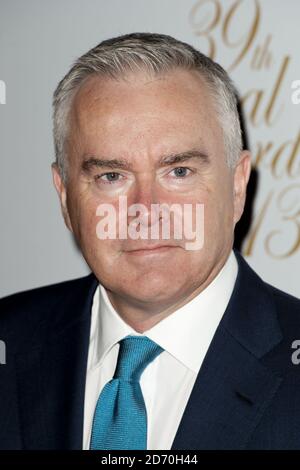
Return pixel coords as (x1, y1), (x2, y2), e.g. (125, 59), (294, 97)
(83, 250), (238, 450)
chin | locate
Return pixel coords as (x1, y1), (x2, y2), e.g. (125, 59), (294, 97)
(126, 278), (182, 304)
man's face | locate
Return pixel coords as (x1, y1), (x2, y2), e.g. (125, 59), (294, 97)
(53, 69), (250, 314)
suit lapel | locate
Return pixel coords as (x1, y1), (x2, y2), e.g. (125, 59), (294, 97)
(15, 274), (98, 449)
(171, 252), (283, 450)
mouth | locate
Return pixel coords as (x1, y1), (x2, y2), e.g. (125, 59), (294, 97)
(124, 245), (179, 256)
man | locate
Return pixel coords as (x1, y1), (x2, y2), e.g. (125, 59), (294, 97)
(1, 33), (300, 450)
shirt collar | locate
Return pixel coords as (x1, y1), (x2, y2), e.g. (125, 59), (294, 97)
(89, 250), (238, 373)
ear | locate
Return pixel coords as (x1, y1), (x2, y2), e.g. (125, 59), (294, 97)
(51, 163), (74, 233)
(233, 150), (252, 225)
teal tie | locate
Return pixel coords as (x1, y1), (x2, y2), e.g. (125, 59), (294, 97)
(90, 335), (164, 450)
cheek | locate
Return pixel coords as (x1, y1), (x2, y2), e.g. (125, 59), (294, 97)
(202, 184), (234, 235)
(71, 196), (123, 260)
(67, 189), (100, 243)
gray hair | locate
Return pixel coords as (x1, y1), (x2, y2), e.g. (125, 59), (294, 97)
(53, 32), (242, 182)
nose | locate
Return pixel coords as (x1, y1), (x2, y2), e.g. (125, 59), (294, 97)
(128, 175), (162, 229)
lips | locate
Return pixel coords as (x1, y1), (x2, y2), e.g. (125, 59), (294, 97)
(125, 244), (178, 252)
(124, 244), (179, 256)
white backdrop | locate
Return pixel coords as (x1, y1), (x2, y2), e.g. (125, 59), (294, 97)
(1, 0), (300, 297)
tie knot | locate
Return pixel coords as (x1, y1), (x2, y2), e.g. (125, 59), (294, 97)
(113, 335), (164, 382)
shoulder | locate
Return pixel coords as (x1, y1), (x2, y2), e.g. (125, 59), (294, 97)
(264, 281), (300, 332)
(0, 274), (94, 313)
(235, 250), (300, 338)
(0, 274), (98, 350)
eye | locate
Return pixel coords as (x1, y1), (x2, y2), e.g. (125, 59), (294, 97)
(170, 167), (192, 178)
(95, 172), (123, 184)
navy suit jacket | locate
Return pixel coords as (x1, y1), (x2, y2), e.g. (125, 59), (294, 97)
(1, 251), (300, 450)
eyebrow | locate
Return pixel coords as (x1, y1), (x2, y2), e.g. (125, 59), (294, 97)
(81, 150), (210, 173)
(159, 150), (209, 166)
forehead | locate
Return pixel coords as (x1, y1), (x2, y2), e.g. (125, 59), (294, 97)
(69, 68), (224, 159)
